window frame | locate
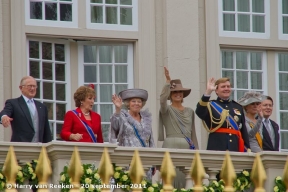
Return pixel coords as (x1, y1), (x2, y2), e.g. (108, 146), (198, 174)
(25, 0), (78, 28)
(27, 37), (71, 140)
(77, 41), (134, 141)
(278, 0), (288, 40)
(218, 0), (270, 39)
(220, 49), (268, 100)
(85, 0), (138, 31)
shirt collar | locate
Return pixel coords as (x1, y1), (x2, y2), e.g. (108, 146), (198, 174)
(22, 95), (34, 103)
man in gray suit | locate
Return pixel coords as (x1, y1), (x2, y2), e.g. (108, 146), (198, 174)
(0, 76), (52, 143)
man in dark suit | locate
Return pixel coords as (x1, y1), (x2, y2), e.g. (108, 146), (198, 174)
(0, 76), (52, 143)
(196, 77), (250, 152)
(261, 96), (279, 151)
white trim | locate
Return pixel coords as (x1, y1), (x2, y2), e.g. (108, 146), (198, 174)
(218, 0), (270, 39)
(26, 37), (71, 140)
(86, 0), (138, 31)
(278, 0), (288, 40)
(25, 0), (78, 28)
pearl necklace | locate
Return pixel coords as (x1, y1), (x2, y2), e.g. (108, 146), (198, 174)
(82, 111), (90, 116)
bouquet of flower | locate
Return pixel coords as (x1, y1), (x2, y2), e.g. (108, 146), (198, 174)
(59, 163), (101, 192)
(233, 170), (252, 191)
(0, 165), (25, 191)
(112, 164), (132, 192)
(22, 159), (38, 187)
(273, 176), (285, 192)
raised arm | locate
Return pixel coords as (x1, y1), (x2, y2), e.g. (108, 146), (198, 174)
(248, 105), (264, 137)
(160, 67), (171, 113)
(109, 94), (123, 142)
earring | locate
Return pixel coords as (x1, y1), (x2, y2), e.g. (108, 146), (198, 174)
(81, 103), (83, 105)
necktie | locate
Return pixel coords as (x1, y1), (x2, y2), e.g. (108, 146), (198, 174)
(27, 99), (35, 115)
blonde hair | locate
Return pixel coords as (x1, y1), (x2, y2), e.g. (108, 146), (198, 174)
(215, 77), (231, 87)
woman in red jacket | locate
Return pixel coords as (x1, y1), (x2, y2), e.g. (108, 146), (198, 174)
(60, 85), (103, 143)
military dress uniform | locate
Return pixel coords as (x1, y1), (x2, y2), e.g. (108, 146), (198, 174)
(196, 95), (250, 152)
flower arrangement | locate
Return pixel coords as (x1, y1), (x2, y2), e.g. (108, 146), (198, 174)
(273, 176), (285, 192)
(59, 163), (101, 192)
(0, 165), (25, 191)
(112, 165), (132, 192)
(22, 160), (38, 187)
(233, 170), (251, 191)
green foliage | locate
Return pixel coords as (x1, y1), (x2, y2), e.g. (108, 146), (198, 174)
(273, 176), (286, 192)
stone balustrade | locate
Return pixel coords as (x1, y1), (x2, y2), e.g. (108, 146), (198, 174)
(0, 141), (287, 191)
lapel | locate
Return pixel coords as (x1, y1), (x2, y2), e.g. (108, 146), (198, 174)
(262, 123), (274, 149)
(270, 120), (280, 150)
(75, 108), (92, 129)
(18, 96), (34, 130)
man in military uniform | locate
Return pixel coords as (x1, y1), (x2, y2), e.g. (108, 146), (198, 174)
(196, 77), (250, 152)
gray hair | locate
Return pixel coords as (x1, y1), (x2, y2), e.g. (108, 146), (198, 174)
(123, 98), (146, 109)
(20, 76), (35, 85)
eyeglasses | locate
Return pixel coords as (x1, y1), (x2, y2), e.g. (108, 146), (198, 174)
(22, 85), (38, 89)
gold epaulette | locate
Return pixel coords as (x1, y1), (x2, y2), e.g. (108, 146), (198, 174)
(199, 100), (208, 106)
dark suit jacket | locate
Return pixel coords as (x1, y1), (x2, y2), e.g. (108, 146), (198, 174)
(262, 119), (279, 151)
(0, 96), (52, 143)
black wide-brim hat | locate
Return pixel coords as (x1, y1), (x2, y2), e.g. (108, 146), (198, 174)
(168, 79), (191, 99)
(118, 89), (148, 101)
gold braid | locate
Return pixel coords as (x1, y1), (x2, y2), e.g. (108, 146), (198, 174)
(202, 102), (230, 133)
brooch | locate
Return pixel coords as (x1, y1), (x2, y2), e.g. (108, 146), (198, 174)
(234, 108), (241, 115)
(170, 82), (176, 89)
(234, 115), (239, 122)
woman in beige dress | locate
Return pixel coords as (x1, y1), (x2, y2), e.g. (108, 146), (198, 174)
(158, 67), (199, 188)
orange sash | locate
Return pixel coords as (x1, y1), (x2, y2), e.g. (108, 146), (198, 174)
(249, 122), (262, 149)
(215, 128), (244, 152)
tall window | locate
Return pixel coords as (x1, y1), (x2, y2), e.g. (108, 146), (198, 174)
(28, 39), (71, 140)
(279, 0), (288, 39)
(86, 0), (138, 31)
(78, 43), (133, 141)
(218, 0), (270, 38)
(221, 50), (266, 100)
(277, 53), (288, 151)
(25, 0), (78, 27)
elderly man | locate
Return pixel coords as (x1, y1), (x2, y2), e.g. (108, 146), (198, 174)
(196, 77), (250, 152)
(0, 76), (52, 143)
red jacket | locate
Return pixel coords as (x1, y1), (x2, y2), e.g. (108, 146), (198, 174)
(60, 108), (103, 143)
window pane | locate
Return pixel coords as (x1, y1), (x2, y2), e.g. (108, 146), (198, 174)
(251, 72), (262, 89)
(84, 66), (97, 82)
(237, 0), (249, 12)
(56, 84), (65, 101)
(29, 41), (39, 59)
(43, 82), (53, 100)
(56, 103), (66, 120)
(115, 65), (127, 83)
(35, 82), (40, 99)
(99, 46), (112, 63)
(222, 51), (233, 68)
(115, 84), (128, 95)
(55, 64), (65, 81)
(237, 90), (247, 100)
(250, 52), (262, 70)
(280, 112), (288, 130)
(222, 70), (234, 80)
(42, 42), (52, 60)
(43, 62), (53, 80)
(106, 0), (117, 4)
(45, 3), (57, 20)
(101, 124), (110, 142)
(55, 44), (65, 61)
(60, 3), (72, 21)
(236, 52), (248, 69)
(283, 0), (288, 14)
(91, 0), (103, 3)
(279, 53), (288, 71)
(120, 8), (132, 25)
(91, 6), (103, 23)
(100, 85), (112, 102)
(100, 104), (113, 122)
(100, 65), (112, 82)
(236, 71), (248, 88)
(115, 46), (128, 63)
(252, 15), (265, 33)
(44, 102), (53, 120)
(93, 104), (98, 112)
(106, 7), (117, 24)
(280, 92), (288, 110)
(252, 0), (264, 13)
(279, 73), (288, 90)
(283, 17), (288, 34)
(56, 123), (63, 140)
(84, 45), (97, 63)
(281, 132), (288, 149)
(30, 61), (40, 78)
(223, 0), (235, 11)
(120, 0), (132, 5)
(30, 2), (42, 19)
(238, 14), (250, 32)
(223, 14), (235, 31)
